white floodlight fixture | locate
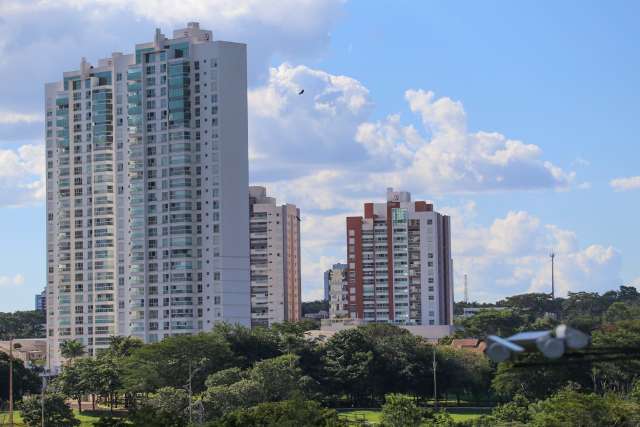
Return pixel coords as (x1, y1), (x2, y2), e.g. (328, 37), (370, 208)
(506, 331), (551, 348)
(555, 325), (590, 350)
(486, 335), (525, 363)
(535, 334), (565, 359)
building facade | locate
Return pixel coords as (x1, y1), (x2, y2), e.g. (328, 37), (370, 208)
(45, 23), (250, 368)
(35, 289), (47, 313)
(345, 188), (454, 326)
(324, 262), (347, 302)
(326, 263), (348, 319)
(248, 186), (301, 327)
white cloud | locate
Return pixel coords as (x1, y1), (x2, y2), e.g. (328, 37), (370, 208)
(0, 274), (25, 287)
(0, 144), (45, 207)
(610, 176), (640, 191)
(0, 111), (41, 125)
(356, 90), (576, 193)
(246, 66), (586, 301)
(448, 203), (622, 300)
(0, 0), (345, 85)
(249, 63), (373, 176)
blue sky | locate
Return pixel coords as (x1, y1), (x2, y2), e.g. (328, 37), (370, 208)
(0, 0), (638, 311)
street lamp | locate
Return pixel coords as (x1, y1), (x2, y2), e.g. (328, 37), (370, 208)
(39, 369), (51, 427)
(8, 339), (22, 427)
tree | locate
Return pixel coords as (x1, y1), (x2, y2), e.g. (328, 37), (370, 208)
(201, 354), (305, 420)
(491, 393), (530, 424)
(0, 310), (46, 340)
(458, 309), (526, 338)
(129, 387), (190, 427)
(491, 353), (592, 401)
(528, 386), (640, 427)
(206, 395), (344, 427)
(211, 323), (282, 368)
(249, 354), (303, 402)
(301, 300), (329, 316)
(103, 335), (144, 358)
(202, 378), (263, 419)
(19, 393), (80, 427)
(322, 328), (374, 405)
(497, 293), (561, 319)
(205, 367), (245, 388)
(59, 339), (84, 364)
(74, 358), (103, 411)
(0, 352), (40, 401)
(604, 302), (640, 324)
(592, 319), (640, 391)
(380, 393), (423, 427)
(562, 292), (610, 323)
(123, 331), (233, 393)
(54, 360), (87, 412)
(436, 346), (492, 402)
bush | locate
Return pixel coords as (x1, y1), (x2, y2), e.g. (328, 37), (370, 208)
(380, 393), (423, 427)
(491, 393), (530, 423)
(94, 416), (128, 427)
(19, 393), (80, 427)
(207, 396), (344, 427)
(528, 386), (640, 427)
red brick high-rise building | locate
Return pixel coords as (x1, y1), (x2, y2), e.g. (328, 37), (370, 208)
(345, 188), (453, 325)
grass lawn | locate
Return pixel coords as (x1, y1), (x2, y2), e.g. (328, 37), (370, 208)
(339, 408), (488, 425)
(1, 409), (116, 426)
(339, 409), (383, 423)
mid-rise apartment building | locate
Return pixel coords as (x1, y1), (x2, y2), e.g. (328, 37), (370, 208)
(45, 23), (250, 368)
(327, 263), (349, 319)
(248, 187), (301, 327)
(35, 289), (47, 313)
(324, 262), (347, 302)
(345, 188), (453, 325)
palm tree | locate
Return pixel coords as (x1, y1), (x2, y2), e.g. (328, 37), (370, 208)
(106, 335), (143, 358)
(60, 339), (85, 366)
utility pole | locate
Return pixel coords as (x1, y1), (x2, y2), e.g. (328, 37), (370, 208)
(188, 360), (193, 425)
(464, 274), (469, 303)
(40, 369), (49, 427)
(432, 346), (438, 410)
(550, 252), (556, 300)
(8, 338), (14, 427)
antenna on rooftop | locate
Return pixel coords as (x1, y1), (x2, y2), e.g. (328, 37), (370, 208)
(550, 252), (556, 299)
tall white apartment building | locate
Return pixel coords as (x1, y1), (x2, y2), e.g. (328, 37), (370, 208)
(327, 263), (349, 319)
(248, 187), (301, 327)
(345, 188), (454, 326)
(45, 23), (250, 368)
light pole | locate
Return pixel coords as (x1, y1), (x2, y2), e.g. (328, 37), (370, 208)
(432, 346), (438, 410)
(40, 369), (50, 427)
(9, 338), (14, 427)
(7, 340), (21, 427)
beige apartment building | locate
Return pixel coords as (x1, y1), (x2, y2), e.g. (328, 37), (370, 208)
(249, 187), (301, 327)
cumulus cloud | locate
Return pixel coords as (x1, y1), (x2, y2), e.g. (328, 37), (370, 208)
(0, 0), (344, 86)
(0, 274), (25, 287)
(610, 176), (640, 191)
(356, 90), (576, 193)
(0, 111), (41, 124)
(249, 63), (373, 179)
(447, 203), (622, 300)
(0, 144), (45, 207)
